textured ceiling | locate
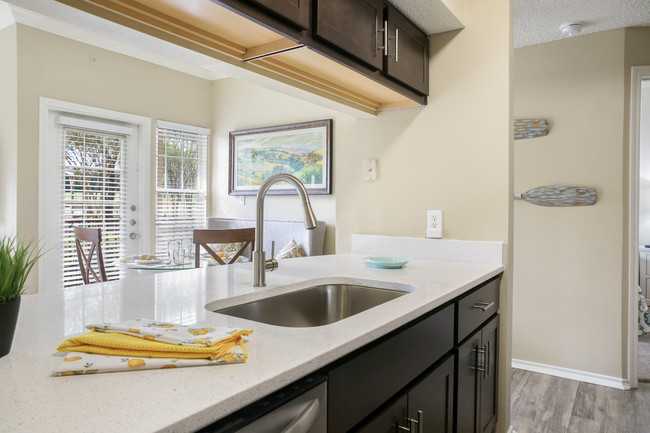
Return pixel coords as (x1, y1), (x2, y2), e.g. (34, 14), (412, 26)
(390, 0), (464, 35)
(514, 0), (650, 47)
(385, 0), (650, 48)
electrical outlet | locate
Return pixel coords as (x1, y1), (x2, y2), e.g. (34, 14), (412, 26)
(426, 210), (442, 239)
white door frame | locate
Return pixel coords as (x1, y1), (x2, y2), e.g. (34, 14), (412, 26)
(628, 66), (650, 388)
(38, 97), (151, 292)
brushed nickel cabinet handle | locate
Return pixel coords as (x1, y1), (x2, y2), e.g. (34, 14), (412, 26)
(472, 301), (495, 312)
(377, 20), (388, 55)
(388, 28), (399, 62)
(486, 340), (491, 377)
(474, 345), (486, 375)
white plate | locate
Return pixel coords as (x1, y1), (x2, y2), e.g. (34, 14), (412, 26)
(134, 257), (163, 265)
(363, 256), (409, 269)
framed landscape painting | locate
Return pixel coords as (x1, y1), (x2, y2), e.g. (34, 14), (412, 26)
(229, 119), (332, 195)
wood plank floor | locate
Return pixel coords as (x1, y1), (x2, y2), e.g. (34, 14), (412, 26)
(510, 369), (650, 433)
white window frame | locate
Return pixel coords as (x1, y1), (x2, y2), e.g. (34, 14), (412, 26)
(38, 97), (151, 293)
(155, 120), (209, 257)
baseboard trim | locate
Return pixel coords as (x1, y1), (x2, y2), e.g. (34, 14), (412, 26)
(512, 359), (630, 390)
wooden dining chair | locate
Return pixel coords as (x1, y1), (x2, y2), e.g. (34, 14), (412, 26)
(193, 228), (255, 267)
(74, 226), (107, 284)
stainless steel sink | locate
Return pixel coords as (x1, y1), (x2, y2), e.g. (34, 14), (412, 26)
(211, 283), (409, 327)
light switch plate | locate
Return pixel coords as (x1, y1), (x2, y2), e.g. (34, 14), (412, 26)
(363, 159), (376, 181)
(426, 210), (442, 238)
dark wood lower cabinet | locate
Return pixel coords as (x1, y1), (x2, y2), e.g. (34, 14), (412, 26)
(357, 355), (455, 433)
(328, 305), (454, 433)
(456, 315), (499, 433)
(408, 355), (455, 433)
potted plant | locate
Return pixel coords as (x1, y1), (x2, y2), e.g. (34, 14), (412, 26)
(0, 235), (42, 358)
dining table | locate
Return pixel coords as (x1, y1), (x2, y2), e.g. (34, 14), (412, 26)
(116, 254), (246, 273)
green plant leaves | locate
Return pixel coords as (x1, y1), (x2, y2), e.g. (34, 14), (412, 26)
(0, 235), (42, 303)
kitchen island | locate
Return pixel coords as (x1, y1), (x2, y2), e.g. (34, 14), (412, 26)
(0, 235), (504, 433)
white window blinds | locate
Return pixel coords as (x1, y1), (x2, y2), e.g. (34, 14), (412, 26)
(155, 121), (209, 257)
(60, 125), (129, 287)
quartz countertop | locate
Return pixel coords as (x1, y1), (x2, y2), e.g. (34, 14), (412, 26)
(0, 247), (503, 433)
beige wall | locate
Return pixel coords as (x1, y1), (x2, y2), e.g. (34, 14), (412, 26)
(208, 78), (351, 255)
(13, 24), (212, 293)
(335, 0), (511, 252)
(0, 24), (17, 235)
(513, 30), (628, 377)
(210, 0), (512, 428)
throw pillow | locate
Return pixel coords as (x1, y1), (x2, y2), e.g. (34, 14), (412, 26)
(275, 239), (307, 260)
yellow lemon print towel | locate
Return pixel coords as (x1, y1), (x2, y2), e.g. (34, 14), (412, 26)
(53, 319), (252, 376)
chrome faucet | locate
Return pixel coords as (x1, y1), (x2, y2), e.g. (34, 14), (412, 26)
(253, 174), (318, 287)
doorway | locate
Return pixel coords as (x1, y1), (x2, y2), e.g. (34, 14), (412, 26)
(629, 66), (650, 387)
(38, 98), (151, 292)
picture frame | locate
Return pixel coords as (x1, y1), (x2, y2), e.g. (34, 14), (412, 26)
(229, 119), (332, 196)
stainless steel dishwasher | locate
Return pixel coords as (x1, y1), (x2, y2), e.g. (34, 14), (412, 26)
(197, 373), (327, 433)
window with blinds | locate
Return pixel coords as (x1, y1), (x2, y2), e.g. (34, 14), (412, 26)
(61, 126), (129, 287)
(155, 121), (209, 257)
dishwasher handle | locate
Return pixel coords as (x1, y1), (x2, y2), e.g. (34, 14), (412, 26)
(283, 398), (320, 433)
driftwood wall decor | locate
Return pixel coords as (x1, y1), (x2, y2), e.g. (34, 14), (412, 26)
(514, 185), (597, 207)
(514, 119), (550, 140)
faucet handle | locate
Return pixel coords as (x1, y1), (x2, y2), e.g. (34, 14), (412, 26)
(265, 258), (278, 272)
(270, 240), (275, 259)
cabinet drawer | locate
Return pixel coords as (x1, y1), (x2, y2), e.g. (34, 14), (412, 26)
(328, 304), (454, 433)
(457, 275), (501, 343)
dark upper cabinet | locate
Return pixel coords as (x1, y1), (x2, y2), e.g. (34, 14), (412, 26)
(315, 0), (429, 95)
(456, 315), (499, 433)
(385, 5), (429, 94)
(249, 0), (310, 29)
(314, 0), (385, 69)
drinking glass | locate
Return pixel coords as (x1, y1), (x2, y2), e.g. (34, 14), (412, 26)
(173, 247), (185, 265)
(167, 240), (180, 262)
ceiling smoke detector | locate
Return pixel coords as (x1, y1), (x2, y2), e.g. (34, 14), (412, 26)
(560, 21), (583, 37)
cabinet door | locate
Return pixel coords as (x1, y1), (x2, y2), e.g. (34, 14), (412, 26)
(408, 355), (455, 433)
(314, 0), (384, 69)
(328, 305), (453, 433)
(249, 0), (310, 28)
(479, 317), (498, 433)
(455, 329), (481, 433)
(356, 395), (408, 433)
(385, 5), (429, 94)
